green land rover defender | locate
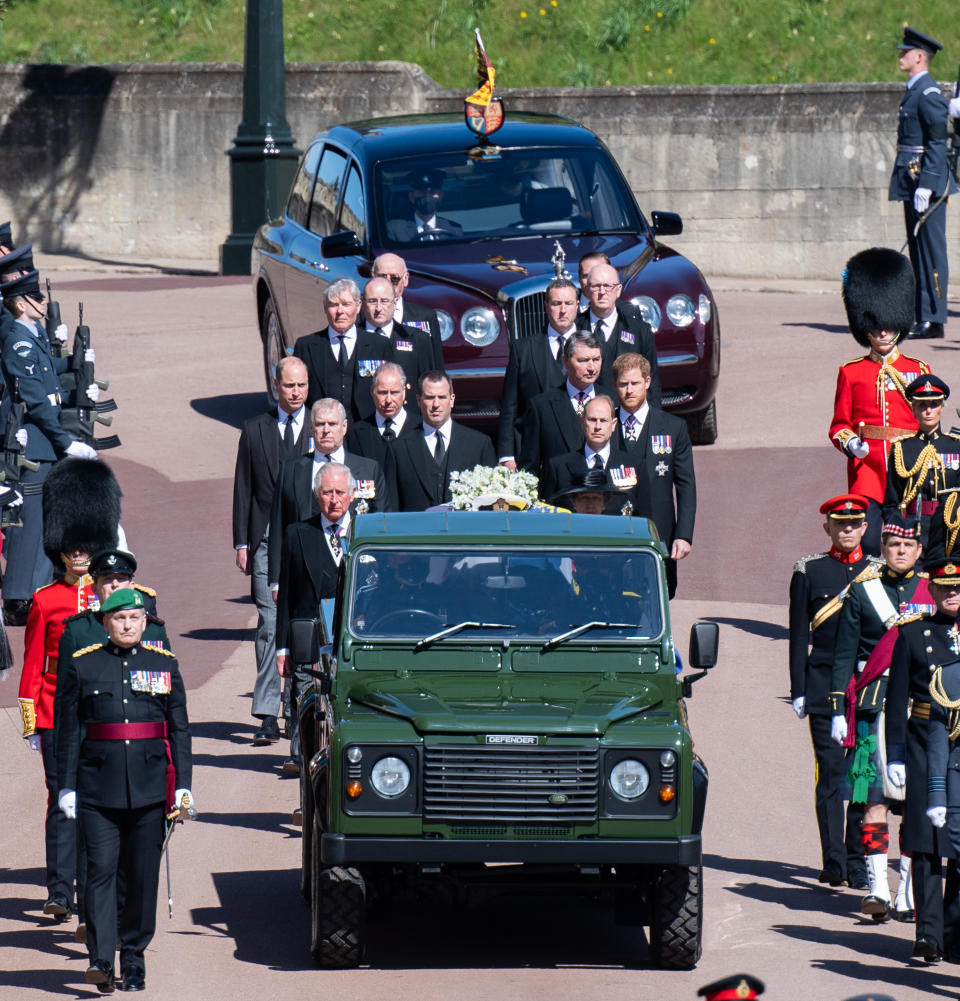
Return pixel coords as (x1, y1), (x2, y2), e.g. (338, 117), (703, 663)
(292, 511), (716, 970)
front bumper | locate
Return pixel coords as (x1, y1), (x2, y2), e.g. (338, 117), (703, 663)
(321, 833), (701, 866)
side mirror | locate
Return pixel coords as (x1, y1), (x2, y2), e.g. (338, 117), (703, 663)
(688, 621), (719, 670)
(290, 617), (321, 665)
(651, 211), (683, 238)
(321, 230), (363, 258)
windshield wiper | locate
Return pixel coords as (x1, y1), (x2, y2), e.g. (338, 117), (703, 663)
(414, 621), (516, 652)
(540, 621), (634, 652)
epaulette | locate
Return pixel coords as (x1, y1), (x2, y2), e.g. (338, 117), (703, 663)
(793, 552), (828, 574)
(891, 432), (913, 444)
(918, 571), (930, 579)
(857, 564), (883, 581)
(867, 556), (884, 566)
(841, 356), (866, 367)
(942, 432), (960, 443)
(897, 612), (925, 626)
(34, 581), (58, 593)
(141, 645), (176, 658)
(134, 583), (157, 598)
(73, 643), (104, 658)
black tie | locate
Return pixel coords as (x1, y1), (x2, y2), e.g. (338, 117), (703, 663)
(434, 430), (446, 465)
(592, 454), (604, 470)
(554, 336), (564, 362)
(382, 417), (395, 442)
(336, 334), (349, 372)
(593, 318), (605, 341)
(374, 326), (384, 338)
(282, 417), (295, 454)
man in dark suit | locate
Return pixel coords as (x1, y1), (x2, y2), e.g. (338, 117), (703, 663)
(372, 253), (443, 366)
(543, 394), (651, 518)
(388, 371), (497, 511)
(232, 356), (310, 745)
(362, 276), (435, 409)
(576, 261), (662, 407)
(291, 277), (395, 419)
(276, 462), (351, 769)
(267, 398), (387, 592)
(517, 329), (604, 484)
(612, 352), (696, 598)
(498, 277), (578, 467)
(386, 168), (464, 244)
(346, 362), (420, 472)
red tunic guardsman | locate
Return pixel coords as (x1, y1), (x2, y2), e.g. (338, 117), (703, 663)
(829, 247), (930, 553)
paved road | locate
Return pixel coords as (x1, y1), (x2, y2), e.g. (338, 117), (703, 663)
(1, 271), (958, 1000)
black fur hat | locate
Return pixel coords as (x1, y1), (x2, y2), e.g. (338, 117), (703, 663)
(842, 247), (915, 347)
(42, 458), (121, 564)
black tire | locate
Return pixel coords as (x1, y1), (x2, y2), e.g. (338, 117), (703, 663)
(649, 863), (702, 970)
(260, 296), (285, 405)
(310, 821), (365, 969)
(684, 399), (717, 446)
(300, 773), (314, 903)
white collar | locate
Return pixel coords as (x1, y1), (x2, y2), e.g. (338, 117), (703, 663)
(584, 442), (611, 464)
(327, 325), (357, 346)
(619, 401), (649, 427)
(588, 311), (615, 337)
(314, 445), (345, 465)
(279, 405), (304, 427)
(424, 418), (453, 440)
(366, 320), (394, 337)
(377, 409), (407, 432)
(906, 70), (928, 90)
(566, 380), (595, 400)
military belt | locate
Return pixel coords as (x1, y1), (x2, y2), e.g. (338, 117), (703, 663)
(909, 700), (931, 720)
(86, 721), (168, 740)
(859, 424), (914, 442)
(898, 145), (925, 154)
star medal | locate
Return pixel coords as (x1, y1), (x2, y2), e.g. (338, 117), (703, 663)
(949, 622), (960, 656)
(655, 460), (669, 477)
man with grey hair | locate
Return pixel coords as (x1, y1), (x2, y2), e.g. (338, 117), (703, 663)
(292, 277), (394, 418)
(346, 361), (419, 469)
(371, 252), (442, 363)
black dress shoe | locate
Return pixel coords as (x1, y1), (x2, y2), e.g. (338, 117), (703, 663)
(85, 962), (115, 993)
(913, 936), (943, 962)
(42, 893), (70, 919)
(847, 870), (869, 891)
(818, 862), (844, 887)
(4, 598), (31, 626)
(892, 907), (916, 923)
(118, 968), (145, 991)
(910, 320), (945, 339)
(282, 757), (300, 774)
(252, 717), (280, 745)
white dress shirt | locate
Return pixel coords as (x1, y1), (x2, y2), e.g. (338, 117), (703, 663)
(327, 325), (357, 361)
(277, 405), (305, 441)
(587, 310), (616, 342)
(424, 418), (453, 458)
(377, 409), (408, 435)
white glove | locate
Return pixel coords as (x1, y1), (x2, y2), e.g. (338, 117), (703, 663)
(83, 348), (95, 364)
(174, 788), (196, 814)
(65, 441), (98, 460)
(54, 323), (69, 344)
(914, 187), (932, 214)
(792, 696), (806, 719)
(26, 734), (42, 752)
(58, 789), (77, 820)
(86, 383), (100, 402)
(887, 761), (906, 790)
(927, 805), (947, 828)
(831, 714), (848, 744)
(950, 96), (960, 118)
(846, 435), (870, 459)
(15, 428), (27, 448)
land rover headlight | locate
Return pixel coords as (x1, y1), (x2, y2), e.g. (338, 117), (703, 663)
(630, 295), (661, 333)
(370, 756), (411, 798)
(436, 309), (454, 342)
(460, 307), (500, 346)
(609, 758), (650, 801)
(666, 294), (695, 327)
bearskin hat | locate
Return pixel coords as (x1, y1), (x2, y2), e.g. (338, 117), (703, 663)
(42, 458), (121, 564)
(842, 247), (915, 347)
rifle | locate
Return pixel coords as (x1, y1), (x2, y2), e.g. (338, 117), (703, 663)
(949, 63), (960, 184)
(44, 278), (64, 359)
(0, 381), (40, 529)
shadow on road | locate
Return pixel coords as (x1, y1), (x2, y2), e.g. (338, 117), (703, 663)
(807, 956), (960, 998)
(709, 617), (788, 641)
(782, 321), (848, 335)
(196, 811), (299, 835)
(191, 393), (265, 432)
(191, 752), (290, 775)
(180, 627), (252, 642)
(188, 721), (257, 744)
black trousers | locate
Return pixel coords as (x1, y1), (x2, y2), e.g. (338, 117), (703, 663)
(40, 728), (76, 901)
(80, 802), (164, 974)
(862, 499), (883, 559)
(808, 714), (865, 875)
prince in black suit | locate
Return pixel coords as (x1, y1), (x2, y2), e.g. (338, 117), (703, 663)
(346, 362), (420, 476)
(576, 260), (661, 407)
(372, 253), (444, 367)
(231, 356), (311, 743)
(612, 353), (696, 598)
(388, 371), (496, 511)
(291, 278), (394, 419)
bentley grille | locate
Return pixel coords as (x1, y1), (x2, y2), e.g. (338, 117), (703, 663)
(508, 290), (547, 340)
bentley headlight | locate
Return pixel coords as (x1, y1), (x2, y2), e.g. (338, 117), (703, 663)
(436, 310), (455, 342)
(630, 295), (661, 333)
(460, 307), (500, 347)
(666, 294), (695, 327)
(609, 759), (649, 801)
(370, 756), (411, 798)
(698, 294), (712, 325)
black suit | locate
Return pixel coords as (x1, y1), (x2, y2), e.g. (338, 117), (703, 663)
(275, 514), (341, 653)
(616, 406), (695, 598)
(388, 215), (463, 243)
(346, 414), (419, 471)
(369, 322), (436, 409)
(497, 331), (567, 458)
(292, 327), (394, 419)
(577, 302), (662, 408)
(543, 448), (652, 518)
(267, 450), (387, 586)
(398, 300), (444, 369)
(387, 422), (496, 511)
(518, 388), (589, 483)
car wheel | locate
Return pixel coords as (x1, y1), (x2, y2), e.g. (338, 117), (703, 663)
(309, 826), (366, 969)
(300, 771), (314, 904)
(684, 399), (717, 446)
(260, 296), (285, 405)
(649, 863), (703, 970)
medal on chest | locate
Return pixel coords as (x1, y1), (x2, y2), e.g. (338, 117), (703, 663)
(130, 670), (171, 695)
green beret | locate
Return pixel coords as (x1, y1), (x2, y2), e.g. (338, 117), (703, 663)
(99, 588), (145, 615)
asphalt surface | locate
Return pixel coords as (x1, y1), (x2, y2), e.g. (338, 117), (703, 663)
(1, 268), (958, 1000)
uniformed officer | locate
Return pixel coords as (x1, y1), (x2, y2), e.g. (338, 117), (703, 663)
(789, 493), (877, 889)
(830, 514), (934, 918)
(829, 247), (930, 554)
(55, 588), (191, 994)
(0, 267), (98, 623)
(889, 27), (958, 339)
(884, 374), (960, 543)
(887, 555), (960, 963)
(697, 974), (764, 1001)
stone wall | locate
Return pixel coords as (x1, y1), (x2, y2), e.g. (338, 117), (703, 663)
(0, 61), (953, 279)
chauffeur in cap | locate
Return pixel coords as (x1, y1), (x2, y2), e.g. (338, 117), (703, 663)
(829, 247), (931, 554)
(884, 374), (960, 544)
(56, 588), (192, 994)
(789, 494), (877, 889)
(890, 27), (957, 339)
(886, 554), (960, 962)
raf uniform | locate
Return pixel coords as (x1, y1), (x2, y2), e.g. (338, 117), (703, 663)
(55, 589), (191, 993)
(889, 28), (957, 338)
(884, 375), (960, 544)
(789, 494), (876, 887)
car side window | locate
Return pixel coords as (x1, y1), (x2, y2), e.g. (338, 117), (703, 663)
(286, 143), (323, 227)
(308, 146), (348, 237)
(340, 164), (366, 244)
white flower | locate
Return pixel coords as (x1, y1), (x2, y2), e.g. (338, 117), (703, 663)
(448, 465), (540, 510)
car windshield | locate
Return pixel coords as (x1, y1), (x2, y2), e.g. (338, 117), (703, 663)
(348, 547), (663, 640)
(374, 147), (642, 247)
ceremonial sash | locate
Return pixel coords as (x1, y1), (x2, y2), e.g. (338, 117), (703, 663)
(810, 563), (879, 632)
